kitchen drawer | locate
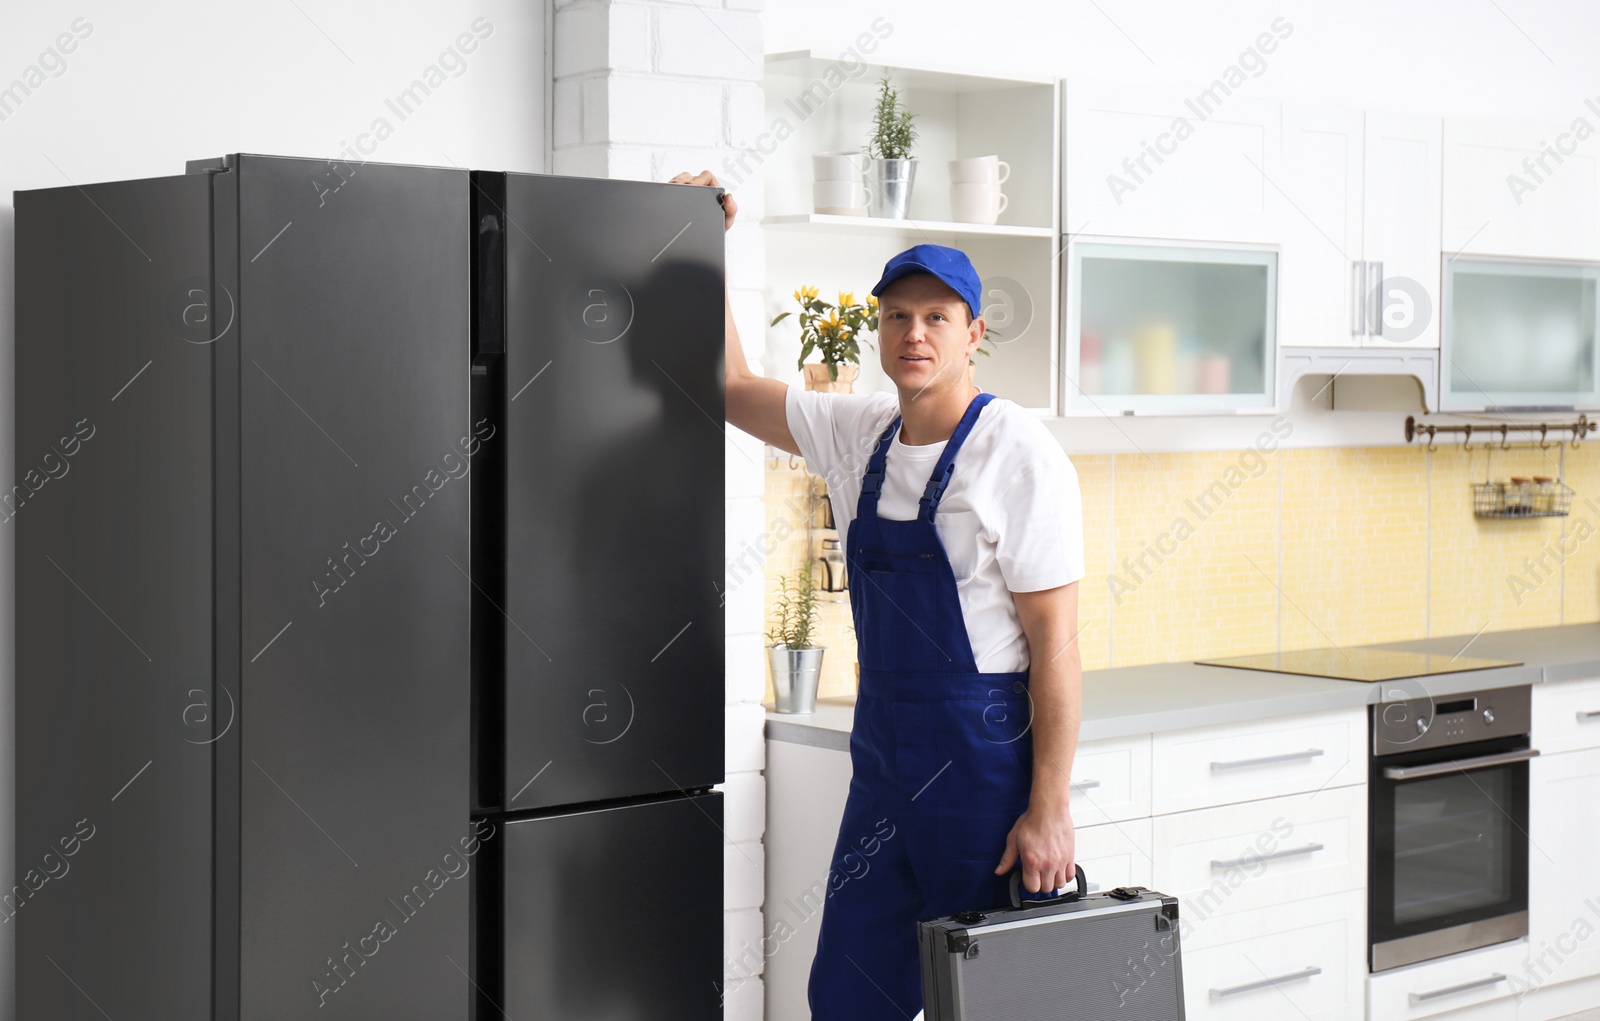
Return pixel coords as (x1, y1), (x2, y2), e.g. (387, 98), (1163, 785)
(1151, 708), (1365, 814)
(1532, 675), (1600, 754)
(1179, 888), (1364, 1020)
(1152, 785), (1366, 926)
(1068, 733), (1151, 825)
(1073, 817), (1153, 893)
(1368, 938), (1528, 1021)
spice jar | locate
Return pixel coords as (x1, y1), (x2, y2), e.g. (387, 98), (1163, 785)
(1507, 478), (1533, 515)
(1532, 476), (1554, 515)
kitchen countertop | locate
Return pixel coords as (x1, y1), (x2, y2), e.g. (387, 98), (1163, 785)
(1375, 622), (1600, 684)
(764, 623), (1600, 751)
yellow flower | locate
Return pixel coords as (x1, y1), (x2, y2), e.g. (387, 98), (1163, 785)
(866, 294), (878, 307)
(793, 284), (819, 304)
(838, 291), (855, 308)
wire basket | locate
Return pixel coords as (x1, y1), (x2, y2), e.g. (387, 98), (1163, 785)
(1473, 479), (1574, 518)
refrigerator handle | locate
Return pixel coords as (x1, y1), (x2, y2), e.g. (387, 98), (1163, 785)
(470, 171), (509, 811)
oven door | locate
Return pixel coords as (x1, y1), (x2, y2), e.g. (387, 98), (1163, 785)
(1369, 735), (1535, 972)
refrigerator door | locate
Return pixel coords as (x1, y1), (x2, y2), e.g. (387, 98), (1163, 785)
(495, 792), (725, 1019)
(231, 155), (473, 1018)
(490, 174), (725, 811)
(15, 173), (217, 1020)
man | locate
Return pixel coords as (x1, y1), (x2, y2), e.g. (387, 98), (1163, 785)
(672, 169), (1085, 1019)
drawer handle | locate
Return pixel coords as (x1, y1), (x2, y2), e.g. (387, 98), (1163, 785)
(1578, 709), (1600, 721)
(1408, 973), (1507, 1004)
(1382, 748), (1539, 780)
(1210, 841), (1325, 871)
(1210, 748), (1324, 771)
(1070, 779), (1101, 792)
(1210, 965), (1322, 999)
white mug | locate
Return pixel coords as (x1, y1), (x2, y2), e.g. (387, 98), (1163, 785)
(814, 180), (871, 215)
(813, 151), (870, 181)
(950, 182), (1008, 224)
(949, 155), (1011, 185)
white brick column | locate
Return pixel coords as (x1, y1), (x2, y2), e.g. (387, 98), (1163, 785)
(552, 3), (769, 1018)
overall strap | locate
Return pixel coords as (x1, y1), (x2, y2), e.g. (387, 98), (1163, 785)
(856, 413), (902, 518)
(918, 392), (995, 522)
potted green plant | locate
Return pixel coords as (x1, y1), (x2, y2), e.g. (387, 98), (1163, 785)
(865, 74), (918, 218)
(771, 286), (880, 392)
(767, 568), (823, 714)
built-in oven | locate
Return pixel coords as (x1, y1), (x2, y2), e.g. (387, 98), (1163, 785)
(1369, 684), (1539, 972)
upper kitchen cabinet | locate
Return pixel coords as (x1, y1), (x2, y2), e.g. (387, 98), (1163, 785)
(1064, 238), (1277, 413)
(1364, 111), (1444, 348)
(1278, 106), (1442, 349)
(762, 52), (1060, 412)
(1444, 116), (1600, 260)
(1064, 77), (1282, 245)
(1279, 105), (1364, 348)
(1441, 254), (1600, 411)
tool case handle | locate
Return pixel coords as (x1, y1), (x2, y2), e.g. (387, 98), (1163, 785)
(1007, 863), (1088, 908)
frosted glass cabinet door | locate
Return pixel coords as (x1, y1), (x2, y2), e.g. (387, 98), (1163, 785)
(1066, 241), (1277, 412)
(1442, 256), (1600, 410)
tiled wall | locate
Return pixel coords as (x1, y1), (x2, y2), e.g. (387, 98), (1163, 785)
(765, 432), (1600, 701)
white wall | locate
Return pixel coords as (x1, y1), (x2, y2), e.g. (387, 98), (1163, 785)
(0, 3), (547, 1016)
(765, 0), (1600, 121)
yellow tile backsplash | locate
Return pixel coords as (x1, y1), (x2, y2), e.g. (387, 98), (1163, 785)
(760, 438), (1600, 703)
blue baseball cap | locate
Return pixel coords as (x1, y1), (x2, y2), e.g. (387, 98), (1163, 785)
(870, 244), (983, 321)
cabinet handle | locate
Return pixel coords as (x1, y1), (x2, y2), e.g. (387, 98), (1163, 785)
(1368, 260), (1385, 338)
(1210, 748), (1324, 771)
(1577, 709), (1600, 721)
(1210, 841), (1325, 871)
(1210, 965), (1322, 999)
(1407, 973), (1507, 1004)
(1351, 260), (1367, 336)
(1070, 779), (1101, 792)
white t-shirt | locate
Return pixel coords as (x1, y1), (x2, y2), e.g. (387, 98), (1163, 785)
(784, 386), (1086, 673)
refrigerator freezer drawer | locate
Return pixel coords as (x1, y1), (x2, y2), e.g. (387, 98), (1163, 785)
(491, 791), (725, 1020)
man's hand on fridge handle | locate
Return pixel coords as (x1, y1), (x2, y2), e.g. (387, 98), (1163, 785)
(669, 169), (736, 232)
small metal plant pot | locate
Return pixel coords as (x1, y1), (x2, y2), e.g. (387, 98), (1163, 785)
(769, 644), (824, 714)
(869, 158), (917, 219)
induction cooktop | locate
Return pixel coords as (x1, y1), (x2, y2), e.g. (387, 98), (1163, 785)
(1196, 645), (1522, 682)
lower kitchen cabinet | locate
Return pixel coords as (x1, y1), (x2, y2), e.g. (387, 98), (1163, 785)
(1068, 732), (1153, 826)
(1526, 747), (1600, 994)
(1152, 784), (1367, 923)
(1531, 675), (1600, 755)
(1073, 817), (1154, 893)
(1151, 707), (1366, 813)
(494, 792), (724, 1020)
(1368, 938), (1529, 1021)
(1178, 888), (1365, 1020)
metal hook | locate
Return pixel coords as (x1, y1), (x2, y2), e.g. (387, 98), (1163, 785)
(1500, 424), (1510, 450)
(1426, 427), (1437, 453)
(1575, 415), (1589, 448)
(1462, 424), (1473, 452)
(1540, 423), (1551, 450)
(788, 452), (801, 471)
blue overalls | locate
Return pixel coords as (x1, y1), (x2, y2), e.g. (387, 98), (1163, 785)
(808, 391), (1036, 1020)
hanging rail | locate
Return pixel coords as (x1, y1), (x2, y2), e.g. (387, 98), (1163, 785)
(1404, 414), (1595, 452)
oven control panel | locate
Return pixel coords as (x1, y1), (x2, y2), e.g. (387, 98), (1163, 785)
(1372, 683), (1531, 756)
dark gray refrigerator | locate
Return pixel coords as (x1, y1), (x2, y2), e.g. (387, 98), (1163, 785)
(13, 154), (726, 1020)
